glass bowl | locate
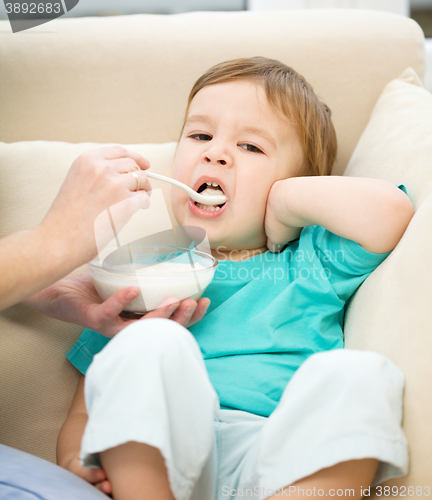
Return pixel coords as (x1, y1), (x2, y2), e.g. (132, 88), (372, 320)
(87, 244), (217, 318)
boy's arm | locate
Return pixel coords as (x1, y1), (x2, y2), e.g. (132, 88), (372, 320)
(265, 176), (415, 254)
(57, 374), (111, 493)
(57, 374), (88, 467)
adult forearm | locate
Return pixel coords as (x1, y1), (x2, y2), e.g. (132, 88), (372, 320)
(19, 275), (79, 322)
(19, 271), (99, 328)
(277, 176), (414, 253)
(0, 225), (86, 311)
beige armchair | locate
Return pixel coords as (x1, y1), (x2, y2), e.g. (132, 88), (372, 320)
(0, 9), (431, 495)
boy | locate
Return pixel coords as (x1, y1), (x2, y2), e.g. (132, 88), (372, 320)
(57, 57), (414, 500)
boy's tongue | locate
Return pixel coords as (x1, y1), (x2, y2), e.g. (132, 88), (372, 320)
(200, 186), (224, 206)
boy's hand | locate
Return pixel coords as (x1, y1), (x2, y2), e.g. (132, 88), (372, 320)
(62, 453), (112, 496)
(141, 295), (210, 329)
(265, 180), (303, 253)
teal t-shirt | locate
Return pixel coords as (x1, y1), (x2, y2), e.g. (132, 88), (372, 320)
(67, 184), (408, 417)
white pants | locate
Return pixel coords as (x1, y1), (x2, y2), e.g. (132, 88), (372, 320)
(81, 319), (408, 500)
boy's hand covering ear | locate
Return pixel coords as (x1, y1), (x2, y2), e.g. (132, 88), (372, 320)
(265, 180), (303, 253)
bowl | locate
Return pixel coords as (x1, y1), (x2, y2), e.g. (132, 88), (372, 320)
(87, 244), (218, 318)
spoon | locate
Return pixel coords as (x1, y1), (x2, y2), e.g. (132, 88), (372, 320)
(145, 171), (227, 205)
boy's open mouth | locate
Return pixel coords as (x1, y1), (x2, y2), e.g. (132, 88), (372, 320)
(194, 181), (227, 212)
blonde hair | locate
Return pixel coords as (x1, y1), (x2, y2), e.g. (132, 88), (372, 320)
(181, 57), (337, 177)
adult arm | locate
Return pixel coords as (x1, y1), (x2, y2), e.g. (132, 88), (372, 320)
(0, 146), (151, 311)
(265, 176), (415, 254)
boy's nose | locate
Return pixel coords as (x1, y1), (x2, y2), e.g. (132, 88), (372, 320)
(201, 140), (232, 167)
(202, 146), (230, 166)
(203, 155), (226, 166)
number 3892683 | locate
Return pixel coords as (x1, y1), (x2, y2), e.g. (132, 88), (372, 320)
(376, 486), (431, 497)
(5, 3), (62, 14)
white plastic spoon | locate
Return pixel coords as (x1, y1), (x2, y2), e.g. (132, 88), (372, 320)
(145, 171), (227, 205)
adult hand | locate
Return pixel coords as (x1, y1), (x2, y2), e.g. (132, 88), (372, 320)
(25, 271), (210, 338)
(41, 146), (153, 267)
(62, 452), (112, 496)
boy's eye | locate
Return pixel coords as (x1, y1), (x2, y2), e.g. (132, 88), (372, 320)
(190, 133), (212, 141)
(240, 143), (263, 154)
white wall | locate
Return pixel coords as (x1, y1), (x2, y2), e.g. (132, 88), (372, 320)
(1, 0), (431, 18)
(247, 0), (410, 16)
(59, 0), (245, 16)
(0, 0), (245, 19)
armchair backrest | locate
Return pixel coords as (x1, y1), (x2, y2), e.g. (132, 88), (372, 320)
(0, 9), (425, 175)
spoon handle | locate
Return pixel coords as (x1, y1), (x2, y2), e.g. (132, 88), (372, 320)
(145, 171), (226, 205)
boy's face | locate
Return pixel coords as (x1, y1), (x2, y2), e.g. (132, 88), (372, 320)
(171, 80), (304, 258)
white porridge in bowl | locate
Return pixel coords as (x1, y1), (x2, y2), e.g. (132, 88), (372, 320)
(87, 245), (217, 315)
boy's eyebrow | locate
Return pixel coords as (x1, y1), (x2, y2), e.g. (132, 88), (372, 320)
(242, 126), (276, 149)
(185, 114), (276, 148)
(184, 114), (216, 128)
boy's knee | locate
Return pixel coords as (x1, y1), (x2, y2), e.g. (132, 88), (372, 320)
(95, 318), (200, 365)
(121, 317), (190, 342)
(86, 318), (212, 405)
(302, 349), (404, 392)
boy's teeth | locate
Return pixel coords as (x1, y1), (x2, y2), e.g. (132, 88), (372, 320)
(200, 186), (223, 198)
(196, 203), (221, 211)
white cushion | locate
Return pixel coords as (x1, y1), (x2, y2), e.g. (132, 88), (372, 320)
(344, 67), (432, 487)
